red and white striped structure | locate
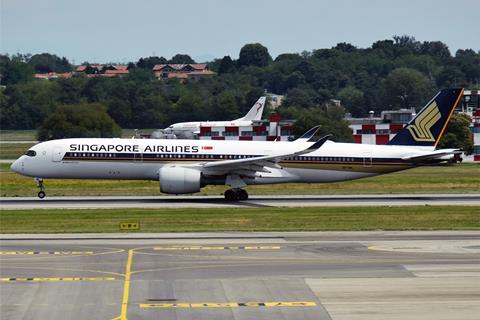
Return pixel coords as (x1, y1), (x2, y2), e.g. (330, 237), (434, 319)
(350, 123), (406, 145)
(347, 109), (414, 145)
(198, 115), (294, 141)
(473, 109), (480, 161)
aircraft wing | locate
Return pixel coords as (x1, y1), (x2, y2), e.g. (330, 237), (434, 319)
(200, 135), (331, 176)
(402, 149), (462, 162)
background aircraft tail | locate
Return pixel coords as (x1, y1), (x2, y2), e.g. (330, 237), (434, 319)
(387, 88), (464, 148)
(236, 97), (266, 121)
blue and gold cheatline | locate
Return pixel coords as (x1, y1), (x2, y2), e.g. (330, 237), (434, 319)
(62, 151), (411, 174)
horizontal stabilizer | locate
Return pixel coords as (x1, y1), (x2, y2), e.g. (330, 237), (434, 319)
(402, 149), (462, 162)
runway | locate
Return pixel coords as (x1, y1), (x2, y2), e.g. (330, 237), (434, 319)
(2, 193), (480, 209)
(1, 231), (479, 320)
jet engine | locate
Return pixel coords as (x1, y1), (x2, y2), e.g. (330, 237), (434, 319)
(158, 165), (201, 194)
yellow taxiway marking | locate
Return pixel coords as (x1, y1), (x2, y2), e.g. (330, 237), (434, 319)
(0, 277), (115, 281)
(153, 246), (282, 251)
(119, 249), (134, 320)
(368, 244), (422, 253)
(140, 301), (317, 308)
(0, 251), (94, 255)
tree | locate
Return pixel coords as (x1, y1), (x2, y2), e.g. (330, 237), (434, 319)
(438, 113), (474, 154)
(381, 68), (433, 110)
(337, 86), (365, 117)
(455, 49), (480, 85)
(169, 54), (195, 64)
(238, 43), (272, 68)
(211, 91), (240, 120)
(0, 80), (60, 129)
(283, 88), (318, 108)
(218, 56), (236, 74)
(393, 35), (421, 54)
(136, 56), (167, 69)
(334, 42), (357, 53)
(0, 56), (34, 85)
(28, 53), (72, 73)
(286, 105), (353, 142)
(420, 41), (451, 62)
(38, 103), (121, 141)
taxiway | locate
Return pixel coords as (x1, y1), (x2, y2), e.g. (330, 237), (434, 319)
(1, 193), (480, 209)
(1, 231), (479, 320)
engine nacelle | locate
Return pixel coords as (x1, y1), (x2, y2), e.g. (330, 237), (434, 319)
(158, 165), (201, 194)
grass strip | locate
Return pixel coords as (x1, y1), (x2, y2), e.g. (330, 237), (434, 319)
(0, 206), (478, 233)
(2, 163), (478, 197)
(0, 143), (36, 159)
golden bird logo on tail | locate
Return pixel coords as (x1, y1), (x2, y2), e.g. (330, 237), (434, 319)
(406, 101), (441, 142)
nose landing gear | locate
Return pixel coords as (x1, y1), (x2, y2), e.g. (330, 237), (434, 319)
(35, 178), (46, 199)
(224, 188), (248, 201)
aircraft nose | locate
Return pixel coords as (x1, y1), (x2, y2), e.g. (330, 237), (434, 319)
(10, 158), (22, 174)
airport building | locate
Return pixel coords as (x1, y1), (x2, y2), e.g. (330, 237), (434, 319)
(463, 90), (480, 161)
(346, 109), (414, 145)
(197, 114), (294, 141)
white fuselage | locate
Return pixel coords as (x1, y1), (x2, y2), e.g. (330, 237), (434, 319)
(165, 120), (258, 139)
(11, 138), (427, 186)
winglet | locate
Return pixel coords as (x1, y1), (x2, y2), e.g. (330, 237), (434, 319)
(303, 134), (332, 153)
(296, 125), (321, 142)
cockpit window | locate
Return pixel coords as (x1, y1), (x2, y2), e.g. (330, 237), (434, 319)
(25, 150), (36, 157)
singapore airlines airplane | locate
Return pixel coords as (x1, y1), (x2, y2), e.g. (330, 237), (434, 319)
(11, 89), (463, 201)
(161, 96), (266, 138)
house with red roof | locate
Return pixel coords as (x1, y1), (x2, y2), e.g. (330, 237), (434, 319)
(74, 64), (129, 77)
(153, 64), (215, 80)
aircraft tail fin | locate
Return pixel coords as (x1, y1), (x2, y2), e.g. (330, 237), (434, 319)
(236, 97), (266, 121)
(387, 88), (464, 148)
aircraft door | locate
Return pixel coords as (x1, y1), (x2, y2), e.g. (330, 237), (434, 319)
(52, 148), (63, 162)
(363, 152), (372, 167)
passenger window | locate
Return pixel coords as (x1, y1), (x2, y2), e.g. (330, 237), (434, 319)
(25, 150), (36, 157)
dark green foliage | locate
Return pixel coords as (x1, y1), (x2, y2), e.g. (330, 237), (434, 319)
(281, 105), (353, 142)
(37, 103), (121, 141)
(337, 86), (365, 117)
(438, 114), (474, 154)
(136, 56), (167, 69)
(218, 56), (236, 74)
(0, 80), (60, 129)
(169, 54), (195, 64)
(238, 43), (272, 67)
(0, 55), (34, 85)
(381, 67), (434, 110)
(1, 37), (479, 136)
(28, 53), (72, 73)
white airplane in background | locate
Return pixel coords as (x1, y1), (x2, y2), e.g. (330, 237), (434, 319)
(11, 89), (464, 201)
(161, 96), (266, 139)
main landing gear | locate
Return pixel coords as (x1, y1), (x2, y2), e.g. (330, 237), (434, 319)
(35, 178), (46, 199)
(224, 189), (248, 201)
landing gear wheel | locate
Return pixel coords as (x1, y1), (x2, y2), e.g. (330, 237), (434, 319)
(224, 189), (248, 201)
(35, 178), (46, 199)
(238, 189), (248, 201)
(224, 189), (235, 201)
